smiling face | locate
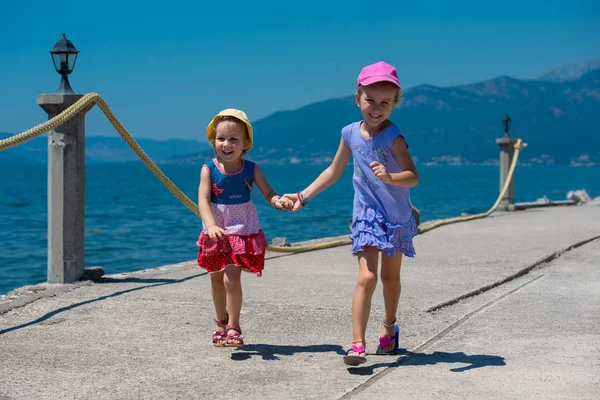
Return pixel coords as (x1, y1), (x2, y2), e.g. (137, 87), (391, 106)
(355, 82), (399, 129)
(213, 119), (250, 164)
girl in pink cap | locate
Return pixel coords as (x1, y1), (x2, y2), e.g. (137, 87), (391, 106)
(284, 62), (419, 365)
(198, 109), (292, 348)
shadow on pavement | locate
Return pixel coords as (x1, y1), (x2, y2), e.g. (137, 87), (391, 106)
(348, 349), (506, 375)
(0, 273), (206, 336)
(231, 343), (346, 361)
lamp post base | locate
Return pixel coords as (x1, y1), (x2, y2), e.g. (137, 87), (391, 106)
(57, 75), (74, 94)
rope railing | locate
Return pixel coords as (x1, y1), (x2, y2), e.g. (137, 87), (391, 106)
(0, 93), (526, 253)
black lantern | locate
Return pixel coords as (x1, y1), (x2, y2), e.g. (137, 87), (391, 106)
(502, 114), (512, 137)
(49, 34), (80, 94)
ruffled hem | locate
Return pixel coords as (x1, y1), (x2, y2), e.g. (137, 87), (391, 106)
(197, 252), (264, 276)
(350, 208), (417, 258)
(196, 230), (268, 256)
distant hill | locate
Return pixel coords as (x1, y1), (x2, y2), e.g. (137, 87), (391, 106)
(536, 58), (600, 83)
(0, 134), (210, 164)
(167, 67), (598, 166)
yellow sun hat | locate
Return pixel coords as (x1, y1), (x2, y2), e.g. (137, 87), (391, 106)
(206, 109), (254, 150)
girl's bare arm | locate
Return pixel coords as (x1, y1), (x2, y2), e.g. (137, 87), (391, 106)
(300, 138), (352, 201)
(376, 136), (419, 187)
(198, 166), (226, 239)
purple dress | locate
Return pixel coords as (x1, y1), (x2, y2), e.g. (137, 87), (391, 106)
(342, 121), (417, 258)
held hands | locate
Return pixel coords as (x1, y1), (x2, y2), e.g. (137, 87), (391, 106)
(206, 224), (227, 241)
(281, 193), (304, 212)
(272, 196), (295, 211)
(370, 161), (392, 184)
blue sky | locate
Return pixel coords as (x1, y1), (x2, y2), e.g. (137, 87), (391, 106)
(1, 0), (599, 140)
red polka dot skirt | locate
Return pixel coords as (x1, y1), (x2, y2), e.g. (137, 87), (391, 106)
(197, 230), (268, 276)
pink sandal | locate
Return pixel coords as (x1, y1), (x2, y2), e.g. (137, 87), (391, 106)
(343, 340), (367, 366)
(224, 325), (244, 348)
(376, 316), (400, 355)
(212, 316), (228, 347)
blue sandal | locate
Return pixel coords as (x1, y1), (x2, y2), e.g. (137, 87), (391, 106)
(343, 341), (367, 366)
(376, 316), (399, 355)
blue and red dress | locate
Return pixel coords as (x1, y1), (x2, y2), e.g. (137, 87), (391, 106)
(196, 158), (268, 276)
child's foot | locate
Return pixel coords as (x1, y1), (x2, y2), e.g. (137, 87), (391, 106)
(224, 325), (244, 348)
(212, 316), (228, 347)
(343, 340), (367, 366)
(376, 317), (399, 355)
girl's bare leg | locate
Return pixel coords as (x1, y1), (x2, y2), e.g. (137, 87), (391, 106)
(350, 246), (379, 356)
(210, 271), (227, 344)
(379, 252), (402, 353)
(210, 271), (227, 323)
(224, 265), (243, 344)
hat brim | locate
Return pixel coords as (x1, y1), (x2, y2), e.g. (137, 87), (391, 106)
(359, 76), (402, 90)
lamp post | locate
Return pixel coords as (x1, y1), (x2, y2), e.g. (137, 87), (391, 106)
(496, 114), (517, 211)
(49, 34), (80, 94)
(502, 114), (512, 137)
(37, 34), (87, 283)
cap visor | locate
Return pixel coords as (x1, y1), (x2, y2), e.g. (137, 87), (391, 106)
(359, 76), (401, 89)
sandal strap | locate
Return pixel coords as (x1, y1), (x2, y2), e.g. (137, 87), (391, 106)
(226, 326), (244, 342)
(350, 340), (366, 353)
(227, 332), (244, 340)
(351, 344), (365, 353)
(226, 324), (242, 334)
(214, 313), (228, 326)
(379, 335), (394, 348)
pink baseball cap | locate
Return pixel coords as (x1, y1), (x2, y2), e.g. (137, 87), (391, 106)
(357, 61), (401, 90)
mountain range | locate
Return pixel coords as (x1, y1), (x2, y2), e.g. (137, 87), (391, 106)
(166, 61), (600, 167)
(2, 59), (599, 166)
(536, 58), (600, 82)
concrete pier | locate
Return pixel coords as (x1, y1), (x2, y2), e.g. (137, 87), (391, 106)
(1, 203), (599, 399)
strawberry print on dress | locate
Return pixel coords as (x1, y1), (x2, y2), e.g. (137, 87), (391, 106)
(212, 183), (224, 197)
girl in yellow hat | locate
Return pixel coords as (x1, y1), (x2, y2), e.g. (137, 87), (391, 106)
(197, 109), (292, 348)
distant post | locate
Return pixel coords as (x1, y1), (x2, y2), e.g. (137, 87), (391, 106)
(496, 114), (517, 211)
(37, 34), (86, 283)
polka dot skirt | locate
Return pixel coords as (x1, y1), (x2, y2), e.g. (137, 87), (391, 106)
(197, 230), (268, 276)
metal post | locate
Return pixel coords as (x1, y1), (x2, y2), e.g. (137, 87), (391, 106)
(495, 136), (518, 211)
(37, 93), (86, 283)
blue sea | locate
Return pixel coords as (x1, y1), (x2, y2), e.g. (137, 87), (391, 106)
(1, 163), (599, 295)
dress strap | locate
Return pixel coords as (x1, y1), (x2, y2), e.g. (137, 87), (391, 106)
(203, 158), (216, 172)
(243, 160), (257, 178)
